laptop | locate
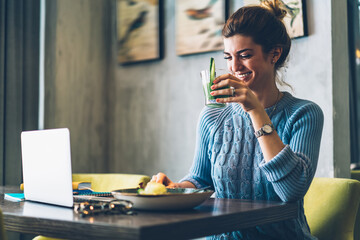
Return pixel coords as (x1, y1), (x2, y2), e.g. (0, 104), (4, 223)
(21, 128), (76, 207)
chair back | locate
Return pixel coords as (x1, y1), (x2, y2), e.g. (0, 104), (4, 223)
(0, 209), (5, 240)
(72, 173), (150, 192)
(304, 177), (360, 240)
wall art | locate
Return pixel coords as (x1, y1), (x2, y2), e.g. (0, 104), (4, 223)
(243, 0), (307, 39)
(117, 0), (161, 64)
(176, 0), (227, 55)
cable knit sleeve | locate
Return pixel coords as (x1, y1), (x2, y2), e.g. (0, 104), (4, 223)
(259, 102), (324, 202)
(180, 107), (222, 189)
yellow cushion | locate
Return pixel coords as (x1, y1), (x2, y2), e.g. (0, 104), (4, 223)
(72, 173), (150, 192)
(33, 237), (63, 240)
(33, 173), (150, 240)
(304, 177), (360, 240)
(0, 209), (5, 240)
(351, 170), (360, 181)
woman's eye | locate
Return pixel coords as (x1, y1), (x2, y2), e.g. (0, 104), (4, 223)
(240, 54), (251, 59)
(224, 56), (232, 60)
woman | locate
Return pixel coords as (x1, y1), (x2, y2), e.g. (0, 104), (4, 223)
(153, 0), (323, 239)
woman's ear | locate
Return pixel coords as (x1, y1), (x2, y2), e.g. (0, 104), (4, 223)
(271, 46), (283, 64)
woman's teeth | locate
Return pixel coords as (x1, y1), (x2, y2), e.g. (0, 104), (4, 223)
(237, 72), (251, 78)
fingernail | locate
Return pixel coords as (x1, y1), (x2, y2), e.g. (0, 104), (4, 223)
(211, 86), (215, 90)
(210, 92), (214, 95)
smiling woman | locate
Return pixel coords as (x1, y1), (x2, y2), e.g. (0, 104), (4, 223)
(152, 0), (324, 239)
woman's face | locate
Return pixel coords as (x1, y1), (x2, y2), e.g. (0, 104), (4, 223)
(223, 34), (275, 91)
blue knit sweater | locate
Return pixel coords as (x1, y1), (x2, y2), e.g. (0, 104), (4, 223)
(181, 92), (324, 239)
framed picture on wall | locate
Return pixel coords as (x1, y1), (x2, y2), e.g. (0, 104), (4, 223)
(243, 0), (307, 39)
(117, 0), (162, 64)
(176, 0), (228, 56)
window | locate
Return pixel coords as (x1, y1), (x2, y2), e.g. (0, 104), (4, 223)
(349, 0), (360, 167)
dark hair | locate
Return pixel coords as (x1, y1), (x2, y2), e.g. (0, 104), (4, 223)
(222, 0), (291, 72)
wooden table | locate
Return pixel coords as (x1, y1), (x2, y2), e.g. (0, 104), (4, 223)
(1, 186), (297, 240)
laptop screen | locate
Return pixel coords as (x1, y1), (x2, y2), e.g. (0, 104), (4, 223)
(21, 128), (74, 207)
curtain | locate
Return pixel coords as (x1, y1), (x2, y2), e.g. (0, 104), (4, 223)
(0, 0), (40, 186)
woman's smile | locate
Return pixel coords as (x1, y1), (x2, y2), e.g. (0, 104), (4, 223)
(234, 71), (252, 82)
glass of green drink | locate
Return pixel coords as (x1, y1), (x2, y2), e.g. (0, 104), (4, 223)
(200, 69), (226, 108)
(201, 58), (232, 108)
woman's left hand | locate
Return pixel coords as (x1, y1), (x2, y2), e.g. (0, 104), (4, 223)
(210, 73), (262, 113)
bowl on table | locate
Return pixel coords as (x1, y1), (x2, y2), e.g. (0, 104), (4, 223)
(111, 188), (214, 211)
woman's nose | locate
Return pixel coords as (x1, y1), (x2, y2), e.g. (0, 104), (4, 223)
(230, 58), (243, 72)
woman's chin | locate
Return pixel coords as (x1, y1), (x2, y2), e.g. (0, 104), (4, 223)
(241, 77), (253, 86)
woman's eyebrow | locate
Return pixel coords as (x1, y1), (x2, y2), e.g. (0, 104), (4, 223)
(223, 48), (252, 55)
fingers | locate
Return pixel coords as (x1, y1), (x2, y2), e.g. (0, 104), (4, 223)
(151, 172), (179, 188)
(210, 87), (235, 98)
(213, 73), (235, 84)
(210, 81), (261, 112)
(211, 77), (234, 90)
(211, 75), (245, 92)
(151, 172), (172, 186)
(214, 88), (250, 104)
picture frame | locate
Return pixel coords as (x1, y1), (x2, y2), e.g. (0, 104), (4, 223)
(176, 0), (228, 56)
(243, 0), (308, 39)
(117, 0), (162, 64)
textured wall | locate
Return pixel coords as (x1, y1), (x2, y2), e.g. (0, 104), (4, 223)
(109, 0), (228, 180)
(285, 1), (334, 177)
(45, 0), (111, 173)
(285, 0), (350, 178)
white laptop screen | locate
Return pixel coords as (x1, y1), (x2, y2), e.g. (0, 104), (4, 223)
(21, 128), (74, 207)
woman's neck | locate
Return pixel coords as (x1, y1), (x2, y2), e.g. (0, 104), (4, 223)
(253, 85), (281, 108)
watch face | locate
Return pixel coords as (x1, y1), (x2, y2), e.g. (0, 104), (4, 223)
(263, 125), (273, 133)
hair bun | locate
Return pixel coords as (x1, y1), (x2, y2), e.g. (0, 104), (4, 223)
(261, 0), (287, 21)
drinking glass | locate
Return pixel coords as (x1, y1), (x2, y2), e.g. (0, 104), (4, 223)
(200, 69), (231, 108)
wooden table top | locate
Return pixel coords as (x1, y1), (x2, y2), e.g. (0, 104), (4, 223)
(1, 186), (297, 240)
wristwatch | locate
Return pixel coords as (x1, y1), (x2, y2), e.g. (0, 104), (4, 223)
(254, 123), (275, 138)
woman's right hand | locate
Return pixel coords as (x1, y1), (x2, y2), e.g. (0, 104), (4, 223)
(151, 172), (178, 188)
(211, 73), (262, 113)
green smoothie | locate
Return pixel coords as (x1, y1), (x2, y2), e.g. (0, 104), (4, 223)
(200, 58), (227, 108)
